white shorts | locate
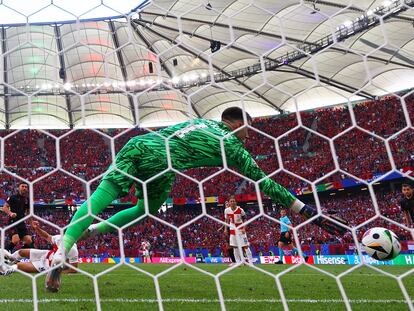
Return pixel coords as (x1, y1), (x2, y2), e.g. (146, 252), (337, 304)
(29, 249), (51, 273)
(143, 250), (150, 257)
(229, 233), (249, 247)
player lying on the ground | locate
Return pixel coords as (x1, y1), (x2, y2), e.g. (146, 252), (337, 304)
(46, 107), (347, 292)
(0, 221), (78, 276)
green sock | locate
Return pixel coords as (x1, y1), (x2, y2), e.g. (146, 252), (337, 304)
(96, 195), (167, 234)
(63, 180), (120, 252)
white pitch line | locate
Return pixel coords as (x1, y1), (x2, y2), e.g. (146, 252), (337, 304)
(92, 272), (401, 277)
(0, 298), (412, 304)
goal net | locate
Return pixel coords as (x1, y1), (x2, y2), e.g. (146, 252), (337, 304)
(0, 0), (413, 310)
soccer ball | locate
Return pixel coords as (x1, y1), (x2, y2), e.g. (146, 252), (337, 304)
(362, 227), (401, 261)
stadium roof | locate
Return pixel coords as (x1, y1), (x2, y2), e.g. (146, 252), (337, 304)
(0, 0), (413, 129)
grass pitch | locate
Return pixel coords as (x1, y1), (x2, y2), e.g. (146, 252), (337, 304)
(0, 263), (413, 310)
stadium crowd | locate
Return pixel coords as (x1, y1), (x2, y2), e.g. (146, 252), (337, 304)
(0, 96), (413, 256)
(0, 96), (412, 203)
(0, 188), (410, 257)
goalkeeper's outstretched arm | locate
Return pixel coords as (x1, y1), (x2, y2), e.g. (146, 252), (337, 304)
(224, 139), (303, 212)
(224, 138), (347, 236)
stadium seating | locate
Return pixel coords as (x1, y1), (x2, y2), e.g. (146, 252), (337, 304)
(0, 96), (412, 257)
(1, 97), (412, 202)
(2, 187), (409, 257)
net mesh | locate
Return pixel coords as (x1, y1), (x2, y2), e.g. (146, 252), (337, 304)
(0, 0), (413, 310)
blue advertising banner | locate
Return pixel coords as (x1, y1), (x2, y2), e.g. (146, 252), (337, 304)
(341, 171), (403, 188)
(204, 257), (260, 264)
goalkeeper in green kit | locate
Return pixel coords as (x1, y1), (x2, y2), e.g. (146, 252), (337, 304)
(46, 107), (347, 291)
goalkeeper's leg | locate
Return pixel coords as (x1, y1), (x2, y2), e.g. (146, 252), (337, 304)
(47, 174), (174, 292)
(46, 180), (120, 292)
(86, 195), (168, 236)
(83, 174), (174, 236)
(62, 180), (121, 252)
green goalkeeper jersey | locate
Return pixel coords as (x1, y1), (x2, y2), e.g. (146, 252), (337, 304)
(103, 119), (296, 208)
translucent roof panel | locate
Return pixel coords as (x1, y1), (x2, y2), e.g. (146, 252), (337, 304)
(6, 25), (59, 92)
(0, 1), (149, 25)
(70, 94), (133, 128)
(8, 95), (68, 128)
(60, 22), (124, 85)
(114, 21), (171, 82)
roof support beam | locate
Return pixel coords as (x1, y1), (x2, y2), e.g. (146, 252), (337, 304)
(54, 25), (73, 128)
(139, 17), (264, 60)
(304, 0), (414, 22)
(129, 21), (201, 118)
(142, 6), (414, 72)
(330, 46), (414, 70)
(2, 27), (9, 129)
(285, 64), (375, 99)
(132, 21), (283, 113)
(109, 21), (137, 125)
(140, 11), (302, 43)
